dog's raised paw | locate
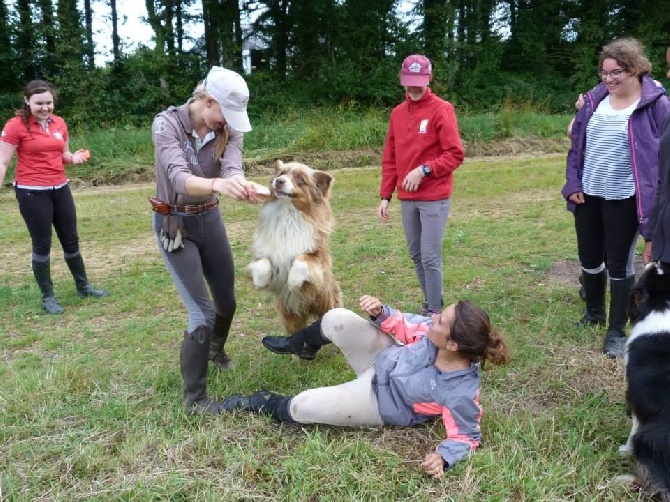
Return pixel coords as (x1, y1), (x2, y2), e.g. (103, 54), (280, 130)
(248, 259), (272, 288)
(287, 260), (309, 291)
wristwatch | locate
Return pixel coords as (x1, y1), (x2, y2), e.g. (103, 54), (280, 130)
(420, 164), (431, 177)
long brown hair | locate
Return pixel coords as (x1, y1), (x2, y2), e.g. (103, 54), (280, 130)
(16, 80), (58, 132)
(450, 301), (511, 368)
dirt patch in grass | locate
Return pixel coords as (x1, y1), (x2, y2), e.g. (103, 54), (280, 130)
(546, 257), (646, 288)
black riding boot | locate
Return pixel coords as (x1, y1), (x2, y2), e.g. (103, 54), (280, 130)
(220, 390), (294, 422)
(602, 275), (635, 358)
(576, 270), (607, 327)
(262, 318), (331, 360)
(209, 313), (234, 370)
(180, 325), (221, 415)
(32, 259), (64, 315)
(65, 255), (109, 298)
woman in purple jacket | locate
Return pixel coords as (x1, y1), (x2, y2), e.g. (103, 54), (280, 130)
(562, 38), (670, 358)
(220, 296), (510, 477)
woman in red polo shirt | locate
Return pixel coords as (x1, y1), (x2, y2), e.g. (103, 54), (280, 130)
(0, 79), (107, 315)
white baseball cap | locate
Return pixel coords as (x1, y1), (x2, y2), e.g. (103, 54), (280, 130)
(204, 66), (252, 133)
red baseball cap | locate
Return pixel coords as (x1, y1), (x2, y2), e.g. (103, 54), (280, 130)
(400, 55), (432, 86)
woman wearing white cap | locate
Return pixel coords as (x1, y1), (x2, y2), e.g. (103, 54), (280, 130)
(379, 55), (465, 317)
(150, 66), (267, 414)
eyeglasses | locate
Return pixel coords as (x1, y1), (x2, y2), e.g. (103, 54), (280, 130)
(597, 69), (626, 80)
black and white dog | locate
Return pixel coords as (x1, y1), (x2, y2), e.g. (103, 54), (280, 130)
(620, 261), (670, 500)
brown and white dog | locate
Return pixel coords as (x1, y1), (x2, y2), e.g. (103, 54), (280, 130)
(618, 262), (670, 500)
(247, 160), (343, 333)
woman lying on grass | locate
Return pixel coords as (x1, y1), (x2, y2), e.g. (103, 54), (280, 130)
(221, 296), (510, 478)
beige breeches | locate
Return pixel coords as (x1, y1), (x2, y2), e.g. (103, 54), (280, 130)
(289, 308), (397, 426)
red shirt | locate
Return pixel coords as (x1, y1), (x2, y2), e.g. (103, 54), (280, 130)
(1, 114), (69, 186)
(381, 89), (464, 201)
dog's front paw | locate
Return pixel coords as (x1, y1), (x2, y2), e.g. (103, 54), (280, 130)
(248, 259), (272, 288)
(287, 259), (309, 291)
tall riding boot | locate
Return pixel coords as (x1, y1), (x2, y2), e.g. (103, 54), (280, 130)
(209, 313), (234, 370)
(180, 325), (222, 415)
(32, 259), (64, 315)
(65, 255), (109, 298)
(576, 270), (607, 327)
(262, 318), (331, 360)
(602, 275), (635, 358)
(220, 390), (294, 422)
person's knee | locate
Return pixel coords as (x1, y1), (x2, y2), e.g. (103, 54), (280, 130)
(216, 300), (236, 318)
(321, 308), (364, 342)
(421, 253), (442, 269)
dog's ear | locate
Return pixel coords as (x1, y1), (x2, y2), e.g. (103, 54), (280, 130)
(627, 285), (647, 325)
(313, 171), (333, 197)
(276, 160), (284, 174)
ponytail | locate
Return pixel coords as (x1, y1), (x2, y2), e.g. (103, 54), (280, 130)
(482, 330), (511, 368)
(451, 301), (511, 368)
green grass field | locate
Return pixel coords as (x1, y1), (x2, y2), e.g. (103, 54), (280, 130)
(0, 153), (646, 500)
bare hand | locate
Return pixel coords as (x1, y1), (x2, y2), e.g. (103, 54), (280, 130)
(575, 93), (584, 111)
(378, 200), (390, 221)
(213, 175), (248, 201)
(643, 241), (652, 264)
(568, 192), (585, 204)
(420, 452), (445, 479)
(359, 295), (382, 317)
(402, 168), (423, 192)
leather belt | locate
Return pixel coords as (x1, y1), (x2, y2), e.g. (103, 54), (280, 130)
(149, 196), (219, 216)
(172, 198), (219, 215)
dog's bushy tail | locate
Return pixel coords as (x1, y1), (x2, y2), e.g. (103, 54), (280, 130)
(634, 420), (670, 500)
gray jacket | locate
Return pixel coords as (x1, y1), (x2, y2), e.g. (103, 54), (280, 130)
(370, 307), (483, 468)
(152, 101), (244, 205)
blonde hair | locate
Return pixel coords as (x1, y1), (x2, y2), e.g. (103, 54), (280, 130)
(192, 81), (229, 160)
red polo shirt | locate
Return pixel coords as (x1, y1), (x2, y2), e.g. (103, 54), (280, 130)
(1, 114), (69, 187)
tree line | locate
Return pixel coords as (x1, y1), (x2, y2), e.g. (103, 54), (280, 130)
(1, 0), (669, 128)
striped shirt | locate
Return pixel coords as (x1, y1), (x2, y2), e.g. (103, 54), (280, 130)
(582, 96), (639, 200)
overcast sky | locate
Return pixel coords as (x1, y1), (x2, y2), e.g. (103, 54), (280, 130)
(92, 0), (203, 63)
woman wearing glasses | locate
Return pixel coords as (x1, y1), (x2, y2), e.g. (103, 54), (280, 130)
(562, 38), (670, 358)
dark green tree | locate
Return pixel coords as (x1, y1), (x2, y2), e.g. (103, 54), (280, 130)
(16, 0), (36, 80)
(0, 0), (18, 90)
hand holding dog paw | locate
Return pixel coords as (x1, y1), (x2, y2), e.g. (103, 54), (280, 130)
(160, 214), (185, 252)
(217, 175), (248, 201)
(246, 181), (270, 204)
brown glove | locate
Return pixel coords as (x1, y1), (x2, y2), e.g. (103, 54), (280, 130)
(160, 214), (185, 252)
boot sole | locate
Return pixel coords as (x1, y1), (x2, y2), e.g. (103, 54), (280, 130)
(262, 339), (317, 360)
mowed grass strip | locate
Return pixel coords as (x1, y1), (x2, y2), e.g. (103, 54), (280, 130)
(0, 155), (641, 500)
